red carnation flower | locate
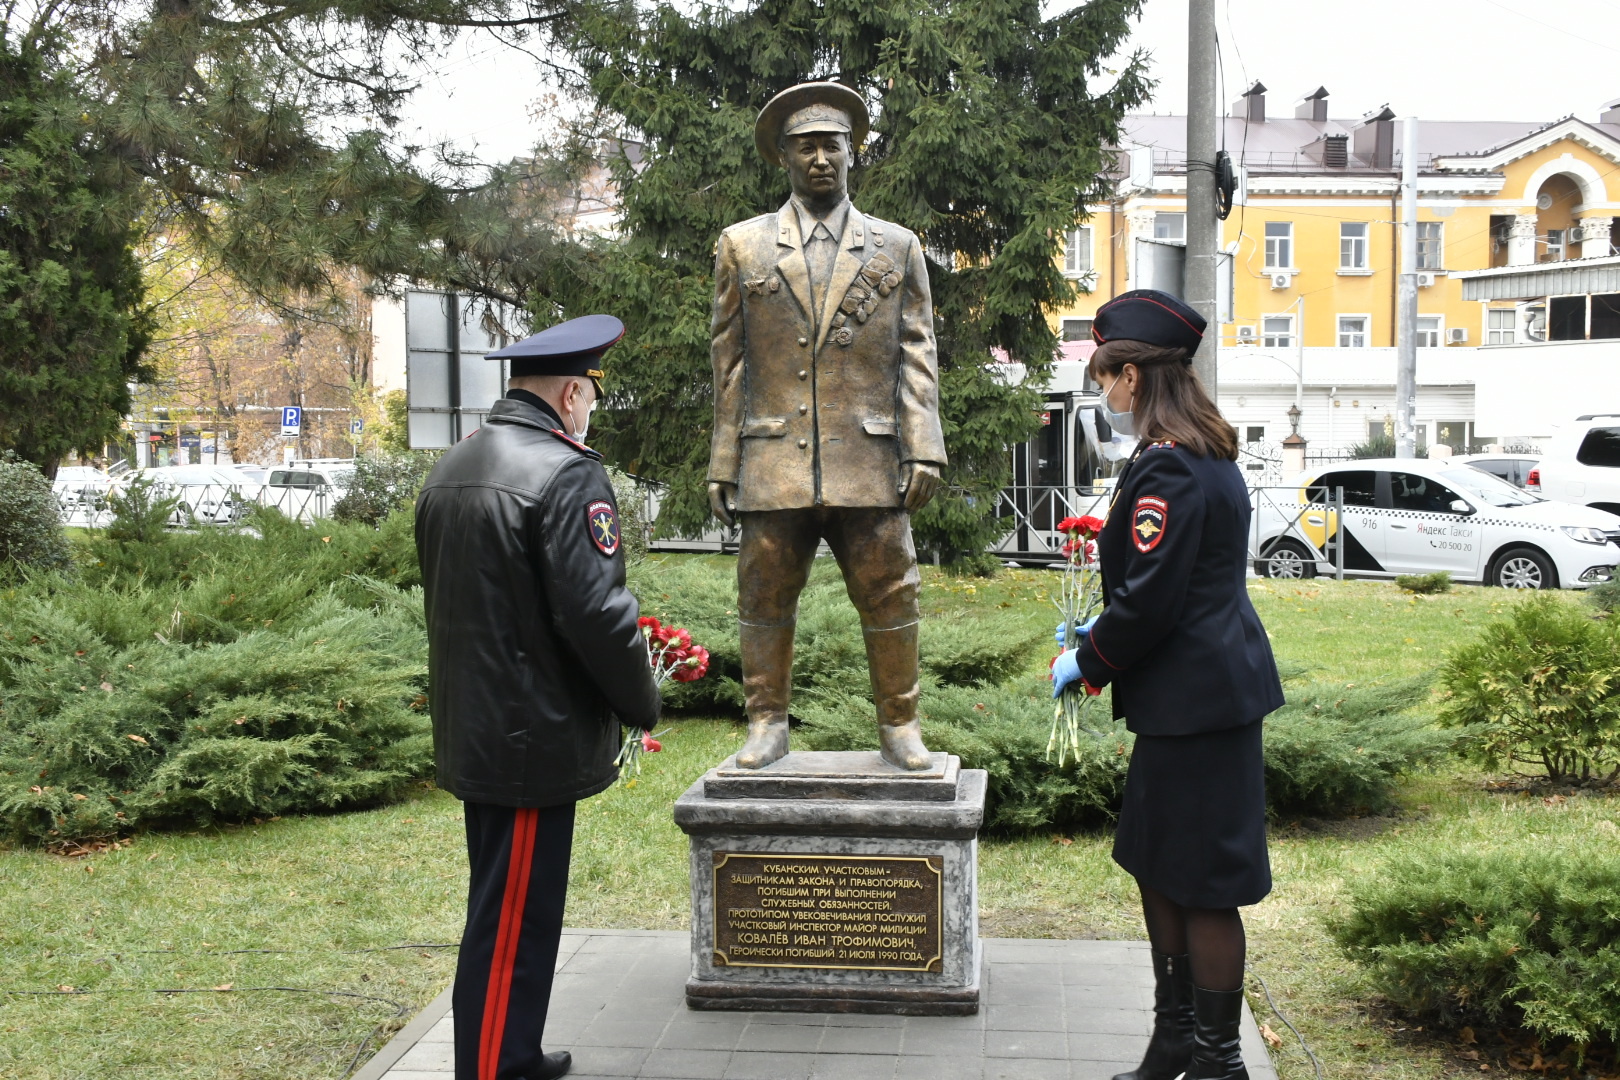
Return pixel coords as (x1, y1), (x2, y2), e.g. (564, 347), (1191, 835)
(638, 616), (661, 631)
(1056, 516), (1084, 535)
(671, 646), (710, 682)
(641, 733), (663, 752)
(1077, 515), (1105, 537)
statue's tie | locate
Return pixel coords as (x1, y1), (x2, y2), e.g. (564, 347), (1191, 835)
(805, 220), (837, 327)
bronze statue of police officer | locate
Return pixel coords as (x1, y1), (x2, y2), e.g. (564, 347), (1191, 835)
(708, 81), (947, 771)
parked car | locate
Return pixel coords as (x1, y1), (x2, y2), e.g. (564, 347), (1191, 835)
(286, 459), (354, 494)
(260, 463), (349, 521)
(139, 465), (255, 525)
(1531, 414), (1620, 517)
(52, 466), (120, 527)
(1452, 453), (1540, 490)
(227, 463), (269, 485)
(1254, 458), (1620, 589)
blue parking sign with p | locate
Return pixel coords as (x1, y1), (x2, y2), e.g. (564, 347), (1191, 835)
(281, 406), (302, 437)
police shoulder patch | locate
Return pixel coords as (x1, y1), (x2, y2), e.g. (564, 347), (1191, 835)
(586, 499), (620, 556)
(1132, 495), (1168, 553)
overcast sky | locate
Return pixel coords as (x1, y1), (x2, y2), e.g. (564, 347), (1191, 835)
(396, 0), (1620, 167)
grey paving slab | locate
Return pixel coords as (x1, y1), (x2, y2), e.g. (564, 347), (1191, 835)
(362, 930), (1281, 1080)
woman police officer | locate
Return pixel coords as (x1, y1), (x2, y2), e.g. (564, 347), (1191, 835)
(1052, 290), (1284, 1080)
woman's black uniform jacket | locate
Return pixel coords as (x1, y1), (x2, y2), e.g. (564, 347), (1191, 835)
(1074, 440), (1284, 735)
(415, 394), (660, 807)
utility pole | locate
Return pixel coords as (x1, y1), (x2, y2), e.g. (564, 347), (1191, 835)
(1185, 0), (1220, 394)
(1395, 117), (1418, 458)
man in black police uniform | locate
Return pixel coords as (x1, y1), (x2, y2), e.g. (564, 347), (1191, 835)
(416, 314), (660, 1080)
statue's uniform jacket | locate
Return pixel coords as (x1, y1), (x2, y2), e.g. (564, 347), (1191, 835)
(709, 201), (947, 508)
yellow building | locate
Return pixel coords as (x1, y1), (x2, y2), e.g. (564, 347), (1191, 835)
(1051, 86), (1620, 453)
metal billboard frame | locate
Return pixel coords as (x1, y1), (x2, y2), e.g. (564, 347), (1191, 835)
(405, 290), (523, 449)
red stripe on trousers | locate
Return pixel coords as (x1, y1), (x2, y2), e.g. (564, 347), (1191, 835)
(479, 807), (538, 1080)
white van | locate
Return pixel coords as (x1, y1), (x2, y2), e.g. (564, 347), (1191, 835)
(1533, 415), (1620, 517)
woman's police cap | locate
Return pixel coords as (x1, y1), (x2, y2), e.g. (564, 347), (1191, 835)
(488, 314), (625, 379)
(755, 81), (870, 168)
(1091, 290), (1206, 357)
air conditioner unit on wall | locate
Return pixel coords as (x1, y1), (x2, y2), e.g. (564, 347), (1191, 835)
(1448, 327), (1469, 344)
(1270, 273), (1291, 290)
(1416, 272), (1435, 288)
(1236, 325), (1257, 342)
(1570, 225), (1586, 243)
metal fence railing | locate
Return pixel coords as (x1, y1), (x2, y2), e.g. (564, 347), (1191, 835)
(1249, 485), (1346, 580)
(989, 483), (1112, 561)
(54, 480), (344, 529)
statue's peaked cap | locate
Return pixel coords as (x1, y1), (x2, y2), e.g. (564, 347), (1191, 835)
(755, 81), (870, 168)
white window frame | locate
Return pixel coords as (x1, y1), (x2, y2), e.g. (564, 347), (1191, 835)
(1544, 229), (1566, 262)
(1064, 226), (1094, 278)
(1339, 222), (1370, 272)
(1486, 307), (1516, 345)
(1261, 314), (1295, 348)
(1415, 315), (1443, 348)
(1337, 314), (1370, 348)
(1060, 317), (1094, 343)
(1153, 212), (1186, 241)
(1264, 222), (1293, 270)
(1416, 221), (1444, 270)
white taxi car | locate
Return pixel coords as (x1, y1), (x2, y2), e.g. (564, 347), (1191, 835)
(1254, 458), (1620, 589)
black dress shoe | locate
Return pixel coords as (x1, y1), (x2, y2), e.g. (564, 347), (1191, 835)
(532, 1049), (571, 1079)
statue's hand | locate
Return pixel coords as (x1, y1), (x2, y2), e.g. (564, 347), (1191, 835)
(899, 462), (943, 513)
(708, 481), (738, 528)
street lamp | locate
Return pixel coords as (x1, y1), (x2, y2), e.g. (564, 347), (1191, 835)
(1287, 403), (1301, 436)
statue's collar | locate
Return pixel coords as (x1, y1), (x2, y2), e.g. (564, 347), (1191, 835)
(777, 198), (864, 250)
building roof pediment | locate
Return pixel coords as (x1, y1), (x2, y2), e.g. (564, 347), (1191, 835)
(1431, 116), (1620, 173)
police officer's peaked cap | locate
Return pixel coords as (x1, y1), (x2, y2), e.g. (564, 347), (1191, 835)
(1092, 290), (1206, 358)
(755, 81), (870, 168)
(488, 314), (625, 380)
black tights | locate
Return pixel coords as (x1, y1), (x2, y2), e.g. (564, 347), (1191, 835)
(1138, 883), (1246, 992)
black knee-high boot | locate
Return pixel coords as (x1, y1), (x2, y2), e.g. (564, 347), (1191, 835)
(1185, 986), (1249, 1080)
(1112, 952), (1194, 1080)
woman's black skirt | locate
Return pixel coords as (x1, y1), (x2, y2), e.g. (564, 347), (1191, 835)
(1112, 720), (1271, 909)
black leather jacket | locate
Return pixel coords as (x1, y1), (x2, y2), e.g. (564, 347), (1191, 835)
(415, 394), (660, 807)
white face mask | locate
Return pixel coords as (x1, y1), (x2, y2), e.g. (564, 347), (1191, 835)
(1099, 375), (1137, 439)
(567, 388), (597, 441)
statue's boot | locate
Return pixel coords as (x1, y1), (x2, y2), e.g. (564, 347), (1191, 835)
(736, 621), (794, 768)
(867, 620), (932, 771)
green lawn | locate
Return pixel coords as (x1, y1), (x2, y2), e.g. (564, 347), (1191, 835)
(0, 566), (1607, 1080)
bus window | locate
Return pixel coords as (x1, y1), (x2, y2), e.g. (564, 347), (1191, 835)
(1035, 408), (1064, 488)
(1075, 405), (1125, 487)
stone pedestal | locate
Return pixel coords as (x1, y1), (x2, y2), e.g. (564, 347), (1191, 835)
(674, 751), (986, 1015)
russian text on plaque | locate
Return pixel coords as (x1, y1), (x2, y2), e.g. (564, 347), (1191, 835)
(713, 853), (943, 972)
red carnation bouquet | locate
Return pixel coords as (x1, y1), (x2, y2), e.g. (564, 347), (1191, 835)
(1049, 515), (1106, 765)
(613, 616), (711, 784)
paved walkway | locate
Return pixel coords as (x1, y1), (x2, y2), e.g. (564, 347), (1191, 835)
(357, 930), (1277, 1080)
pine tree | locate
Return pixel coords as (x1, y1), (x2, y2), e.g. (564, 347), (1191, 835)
(548, 0), (1151, 565)
(0, 0), (589, 470)
(0, 28), (153, 476)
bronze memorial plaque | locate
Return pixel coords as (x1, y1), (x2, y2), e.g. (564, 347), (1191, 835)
(712, 853), (943, 972)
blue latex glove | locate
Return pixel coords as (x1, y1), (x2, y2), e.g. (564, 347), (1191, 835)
(1053, 616), (1099, 647)
(1051, 650), (1082, 698)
